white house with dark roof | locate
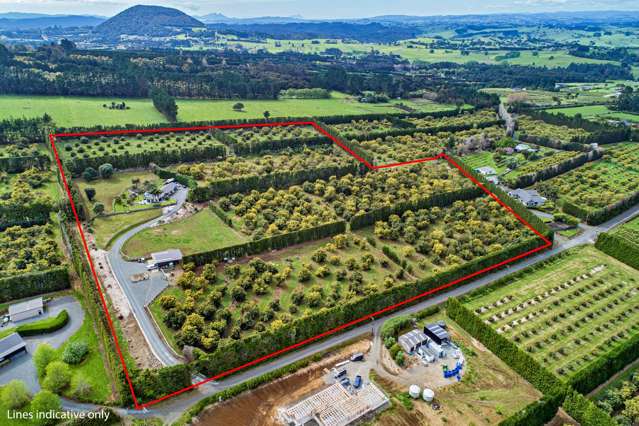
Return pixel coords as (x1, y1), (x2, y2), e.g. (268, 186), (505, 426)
(475, 166), (497, 176)
(144, 181), (179, 204)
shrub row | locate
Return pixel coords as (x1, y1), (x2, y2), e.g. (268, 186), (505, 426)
(0, 267), (70, 303)
(209, 203), (233, 228)
(0, 153), (49, 173)
(230, 135), (332, 156)
(0, 116), (47, 145)
(193, 236), (544, 377)
(189, 163), (360, 201)
(518, 134), (591, 152)
(349, 186), (483, 230)
(345, 119), (503, 142)
(318, 107), (469, 125)
(595, 231), (639, 270)
(524, 110), (631, 145)
(128, 364), (192, 404)
(184, 220), (347, 266)
(499, 391), (566, 426)
(0, 199), (52, 230)
(504, 149), (603, 188)
(561, 189), (639, 225)
(66, 144), (227, 176)
(314, 122), (375, 167)
(16, 310), (69, 336)
(562, 389), (617, 426)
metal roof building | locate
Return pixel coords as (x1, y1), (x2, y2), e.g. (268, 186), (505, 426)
(0, 332), (27, 362)
(150, 249), (183, 268)
(398, 329), (429, 354)
(424, 323), (450, 346)
(8, 297), (44, 322)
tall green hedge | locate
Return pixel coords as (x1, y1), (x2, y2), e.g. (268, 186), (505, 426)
(0, 153), (49, 173)
(128, 364), (192, 404)
(595, 231), (639, 270)
(344, 119), (503, 142)
(152, 164), (197, 189)
(562, 389), (617, 426)
(17, 310), (69, 336)
(499, 391), (566, 426)
(230, 135), (332, 156)
(562, 190), (639, 225)
(184, 221), (347, 266)
(0, 267), (70, 303)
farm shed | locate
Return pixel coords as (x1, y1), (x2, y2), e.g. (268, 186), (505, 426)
(0, 333), (27, 362)
(8, 297), (44, 322)
(150, 249), (183, 269)
(424, 323), (450, 346)
(398, 329), (429, 354)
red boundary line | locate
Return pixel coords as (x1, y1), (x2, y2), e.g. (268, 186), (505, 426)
(50, 120), (552, 409)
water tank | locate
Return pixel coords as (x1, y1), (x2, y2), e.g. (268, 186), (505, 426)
(409, 385), (421, 399)
(423, 388), (435, 402)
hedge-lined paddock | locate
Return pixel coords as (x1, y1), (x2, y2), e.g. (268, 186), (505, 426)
(124, 364), (192, 405)
(59, 132), (227, 176)
(193, 236), (544, 377)
(503, 149), (602, 188)
(0, 267), (70, 303)
(184, 220), (347, 266)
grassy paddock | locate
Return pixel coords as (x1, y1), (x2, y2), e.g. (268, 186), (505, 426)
(90, 209), (162, 249)
(121, 208), (247, 258)
(0, 93), (457, 128)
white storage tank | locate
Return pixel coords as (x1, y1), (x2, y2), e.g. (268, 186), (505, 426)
(423, 388), (435, 402)
(409, 384), (421, 399)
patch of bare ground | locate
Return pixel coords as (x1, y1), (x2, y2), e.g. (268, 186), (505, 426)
(545, 408), (578, 426)
(122, 314), (162, 369)
(194, 339), (371, 426)
(371, 314), (542, 426)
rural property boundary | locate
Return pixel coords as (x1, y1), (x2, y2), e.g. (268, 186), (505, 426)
(49, 120), (553, 409)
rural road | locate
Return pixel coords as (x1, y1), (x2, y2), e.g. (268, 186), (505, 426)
(98, 197), (639, 422)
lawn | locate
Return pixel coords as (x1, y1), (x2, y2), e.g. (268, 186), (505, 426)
(90, 209), (162, 249)
(76, 170), (164, 215)
(546, 105), (639, 123)
(465, 245), (639, 379)
(121, 208), (247, 258)
(0, 93), (457, 128)
(53, 314), (113, 403)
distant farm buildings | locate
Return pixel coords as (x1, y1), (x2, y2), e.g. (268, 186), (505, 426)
(149, 249), (183, 269)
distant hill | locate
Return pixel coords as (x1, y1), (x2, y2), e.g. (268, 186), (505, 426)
(199, 13), (308, 25)
(95, 5), (204, 37)
(0, 15), (104, 30)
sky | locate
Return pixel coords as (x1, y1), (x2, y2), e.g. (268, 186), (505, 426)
(0, 0), (638, 19)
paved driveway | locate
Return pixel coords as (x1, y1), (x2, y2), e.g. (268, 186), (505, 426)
(0, 295), (84, 392)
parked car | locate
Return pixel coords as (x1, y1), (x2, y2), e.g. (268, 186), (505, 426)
(340, 377), (350, 388)
(333, 368), (347, 379)
(350, 352), (364, 362)
(353, 375), (362, 388)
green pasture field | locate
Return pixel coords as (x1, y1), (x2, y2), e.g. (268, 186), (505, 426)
(225, 38), (614, 67)
(465, 245), (639, 380)
(121, 208), (247, 258)
(0, 93), (457, 128)
(546, 105), (639, 123)
(53, 311), (112, 403)
(90, 209), (162, 249)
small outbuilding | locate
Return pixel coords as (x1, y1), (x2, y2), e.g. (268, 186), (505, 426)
(398, 329), (429, 354)
(0, 333), (27, 362)
(424, 323), (450, 346)
(150, 249), (183, 269)
(8, 297), (44, 322)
